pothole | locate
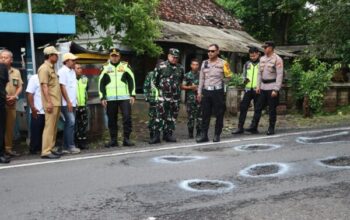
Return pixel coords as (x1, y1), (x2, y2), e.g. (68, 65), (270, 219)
(296, 130), (350, 144)
(318, 156), (350, 168)
(152, 155), (206, 164)
(240, 163), (289, 177)
(179, 179), (235, 193)
(234, 144), (281, 152)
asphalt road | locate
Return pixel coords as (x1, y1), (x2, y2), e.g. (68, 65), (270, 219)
(1, 126), (350, 220)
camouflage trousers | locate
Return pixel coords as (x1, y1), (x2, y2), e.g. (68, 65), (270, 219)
(186, 100), (202, 132)
(161, 100), (180, 134)
(148, 102), (164, 133)
(75, 106), (88, 145)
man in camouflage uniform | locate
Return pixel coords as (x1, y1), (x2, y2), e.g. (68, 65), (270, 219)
(143, 70), (163, 144)
(149, 49), (184, 144)
(181, 58), (202, 139)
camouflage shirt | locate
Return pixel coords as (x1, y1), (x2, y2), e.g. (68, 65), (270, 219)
(154, 60), (184, 100)
(183, 71), (199, 102)
(143, 71), (156, 102)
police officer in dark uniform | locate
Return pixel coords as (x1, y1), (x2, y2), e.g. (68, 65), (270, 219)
(0, 63), (11, 163)
(99, 48), (136, 147)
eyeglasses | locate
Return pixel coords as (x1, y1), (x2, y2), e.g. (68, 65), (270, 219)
(208, 50), (217, 53)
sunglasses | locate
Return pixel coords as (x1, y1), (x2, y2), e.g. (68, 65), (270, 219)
(208, 50), (217, 53)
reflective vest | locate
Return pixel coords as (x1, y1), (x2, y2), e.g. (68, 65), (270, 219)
(245, 62), (259, 89)
(77, 76), (88, 106)
(99, 61), (136, 101)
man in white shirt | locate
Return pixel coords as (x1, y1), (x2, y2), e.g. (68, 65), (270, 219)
(58, 53), (80, 154)
(26, 74), (45, 154)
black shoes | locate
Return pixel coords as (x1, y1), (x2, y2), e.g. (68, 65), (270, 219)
(196, 134), (209, 143)
(105, 140), (118, 148)
(149, 132), (161, 144)
(41, 153), (60, 159)
(0, 156), (10, 163)
(6, 150), (20, 157)
(267, 127), (275, 135)
(188, 128), (194, 139)
(232, 127), (244, 134)
(213, 134), (220, 142)
(123, 138), (135, 146)
(245, 127), (259, 134)
(164, 134), (177, 142)
(196, 130), (201, 139)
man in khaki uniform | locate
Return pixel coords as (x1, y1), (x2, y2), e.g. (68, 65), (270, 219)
(0, 50), (23, 157)
(38, 46), (61, 159)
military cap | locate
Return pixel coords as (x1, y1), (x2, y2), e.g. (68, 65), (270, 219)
(43, 46), (60, 55)
(109, 48), (121, 56)
(168, 48), (180, 57)
(262, 41), (275, 49)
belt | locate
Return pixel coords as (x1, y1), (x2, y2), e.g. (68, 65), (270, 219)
(262, 79), (276, 84)
(204, 85), (223, 91)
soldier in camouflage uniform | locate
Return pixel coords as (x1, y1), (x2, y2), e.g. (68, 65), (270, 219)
(143, 70), (163, 143)
(181, 58), (202, 139)
(149, 48), (184, 144)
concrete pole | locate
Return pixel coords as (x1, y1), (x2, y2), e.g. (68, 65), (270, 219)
(27, 0), (36, 75)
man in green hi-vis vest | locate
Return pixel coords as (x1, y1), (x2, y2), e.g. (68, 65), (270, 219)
(99, 48), (136, 147)
(75, 64), (89, 149)
(232, 46), (261, 134)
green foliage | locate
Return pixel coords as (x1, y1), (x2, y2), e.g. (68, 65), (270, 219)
(228, 73), (245, 88)
(0, 0), (162, 57)
(216, 0), (311, 45)
(289, 57), (333, 112)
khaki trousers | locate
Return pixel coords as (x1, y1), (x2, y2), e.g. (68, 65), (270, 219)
(41, 106), (60, 156)
(5, 106), (16, 153)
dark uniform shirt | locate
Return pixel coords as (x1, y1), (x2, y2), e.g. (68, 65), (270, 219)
(0, 63), (9, 106)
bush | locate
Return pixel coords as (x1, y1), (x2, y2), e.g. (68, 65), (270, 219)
(289, 57), (333, 113)
(228, 73), (245, 88)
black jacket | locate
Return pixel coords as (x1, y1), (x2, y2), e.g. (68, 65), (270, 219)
(0, 63), (9, 106)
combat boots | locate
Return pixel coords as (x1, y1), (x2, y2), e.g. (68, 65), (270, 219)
(232, 125), (244, 134)
(149, 132), (161, 144)
(267, 124), (275, 135)
(123, 134), (135, 146)
(195, 129), (201, 139)
(245, 125), (259, 134)
(164, 131), (177, 142)
(188, 128), (194, 139)
(196, 132), (209, 143)
(105, 130), (118, 148)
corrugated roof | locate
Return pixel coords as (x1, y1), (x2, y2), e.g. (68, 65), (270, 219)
(158, 21), (295, 57)
(158, 0), (242, 30)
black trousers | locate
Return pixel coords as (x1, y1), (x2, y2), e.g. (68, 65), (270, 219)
(201, 89), (225, 135)
(0, 105), (5, 156)
(238, 89), (259, 127)
(30, 114), (45, 153)
(106, 100), (132, 139)
(252, 90), (279, 128)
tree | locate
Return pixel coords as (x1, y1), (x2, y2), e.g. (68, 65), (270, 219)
(0, 0), (162, 56)
(309, 0), (350, 64)
(216, 0), (312, 45)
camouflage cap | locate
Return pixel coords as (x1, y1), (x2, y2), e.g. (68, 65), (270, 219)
(168, 48), (180, 57)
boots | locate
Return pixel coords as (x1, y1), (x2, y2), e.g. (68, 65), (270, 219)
(105, 130), (118, 148)
(213, 134), (220, 142)
(123, 134), (135, 146)
(149, 131), (161, 144)
(164, 131), (176, 142)
(196, 132), (209, 143)
(195, 129), (201, 139)
(188, 128), (194, 139)
(267, 125), (275, 135)
(245, 125), (258, 134)
(232, 125), (244, 134)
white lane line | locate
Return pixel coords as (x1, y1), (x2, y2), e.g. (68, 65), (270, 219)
(1, 126), (349, 170)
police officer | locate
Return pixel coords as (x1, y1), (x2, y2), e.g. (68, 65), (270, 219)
(181, 58), (202, 139)
(149, 49), (184, 144)
(143, 70), (162, 143)
(99, 48), (136, 147)
(247, 41), (283, 135)
(75, 64), (89, 149)
(197, 44), (232, 143)
(0, 50), (23, 157)
(38, 46), (61, 159)
(232, 47), (260, 134)
(0, 62), (10, 163)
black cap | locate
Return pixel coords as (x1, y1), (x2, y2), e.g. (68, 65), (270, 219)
(262, 41), (275, 49)
(248, 46), (259, 53)
(109, 48), (121, 56)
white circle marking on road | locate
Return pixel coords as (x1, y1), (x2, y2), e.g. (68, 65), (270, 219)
(179, 179), (235, 193)
(239, 162), (290, 178)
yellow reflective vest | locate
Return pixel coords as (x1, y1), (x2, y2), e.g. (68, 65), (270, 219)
(77, 75), (88, 106)
(99, 61), (136, 101)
